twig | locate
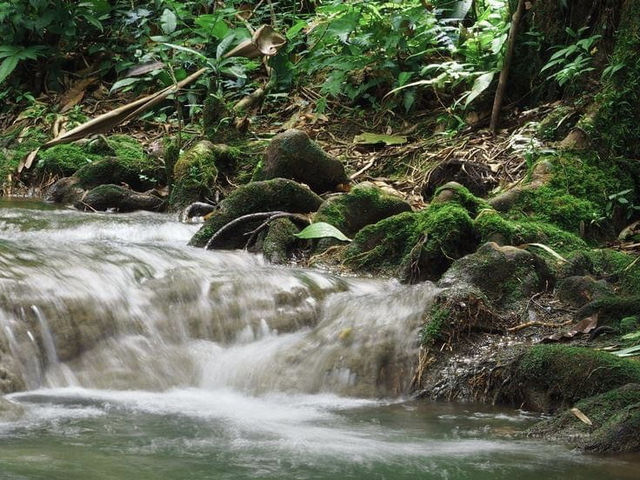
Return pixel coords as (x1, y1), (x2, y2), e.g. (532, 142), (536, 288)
(507, 319), (573, 332)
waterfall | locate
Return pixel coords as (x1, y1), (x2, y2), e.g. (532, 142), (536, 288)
(0, 205), (437, 397)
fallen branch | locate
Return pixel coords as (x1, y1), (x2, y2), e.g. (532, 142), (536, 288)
(507, 319), (573, 332)
(205, 211), (309, 250)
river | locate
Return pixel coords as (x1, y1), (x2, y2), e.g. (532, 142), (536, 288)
(0, 199), (638, 479)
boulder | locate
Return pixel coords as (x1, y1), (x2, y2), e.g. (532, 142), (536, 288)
(45, 176), (85, 204)
(422, 159), (497, 199)
(169, 141), (219, 210)
(528, 383), (640, 454)
(74, 157), (150, 191)
(75, 184), (164, 213)
(555, 275), (612, 308)
(262, 218), (300, 264)
(189, 178), (323, 249)
(258, 129), (349, 194)
(438, 242), (554, 309)
(314, 183), (411, 238)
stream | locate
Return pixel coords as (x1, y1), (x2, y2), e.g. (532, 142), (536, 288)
(0, 199), (639, 479)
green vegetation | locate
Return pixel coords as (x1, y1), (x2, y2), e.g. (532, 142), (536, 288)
(420, 305), (451, 346)
(37, 144), (98, 177)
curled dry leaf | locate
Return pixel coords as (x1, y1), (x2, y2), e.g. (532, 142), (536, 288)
(540, 314), (598, 343)
(224, 25), (286, 59)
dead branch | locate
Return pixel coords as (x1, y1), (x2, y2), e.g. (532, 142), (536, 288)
(507, 319), (573, 332)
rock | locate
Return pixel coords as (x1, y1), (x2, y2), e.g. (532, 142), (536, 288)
(74, 157), (151, 191)
(262, 218), (300, 264)
(314, 183), (412, 238)
(37, 144), (99, 177)
(555, 276), (612, 308)
(183, 202), (216, 220)
(0, 397), (25, 421)
(430, 181), (489, 216)
(345, 202), (477, 283)
(495, 345), (640, 413)
(528, 383), (640, 454)
(421, 159), (497, 199)
(438, 242), (554, 309)
(45, 177), (85, 204)
(168, 141), (241, 210)
(75, 184), (164, 213)
(258, 129), (349, 194)
(189, 178), (323, 249)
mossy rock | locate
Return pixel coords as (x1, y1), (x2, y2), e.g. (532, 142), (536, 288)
(74, 157), (147, 191)
(257, 129), (349, 194)
(583, 249), (640, 296)
(438, 242), (554, 309)
(168, 141), (241, 210)
(314, 184), (411, 238)
(497, 345), (640, 412)
(528, 383), (640, 454)
(345, 202), (477, 283)
(262, 218), (300, 264)
(536, 105), (578, 141)
(75, 184), (164, 213)
(431, 182), (490, 217)
(475, 210), (588, 253)
(555, 275), (612, 308)
(45, 177), (85, 204)
(575, 295), (640, 327)
(189, 178), (323, 249)
(37, 144), (99, 177)
(85, 135), (165, 187)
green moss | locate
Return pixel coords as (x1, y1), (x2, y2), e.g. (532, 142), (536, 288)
(475, 210), (587, 252)
(189, 179), (323, 248)
(575, 295), (640, 327)
(528, 384), (640, 453)
(345, 202), (477, 282)
(169, 141), (219, 210)
(513, 345), (640, 411)
(585, 249), (640, 295)
(262, 218), (300, 264)
(0, 127), (47, 188)
(314, 185), (411, 238)
(537, 105), (576, 141)
(420, 306), (450, 346)
(432, 183), (490, 217)
(620, 316), (639, 334)
(37, 144), (99, 177)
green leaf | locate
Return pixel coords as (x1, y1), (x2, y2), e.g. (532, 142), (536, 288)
(160, 9), (177, 35)
(286, 20), (307, 40)
(353, 132), (407, 146)
(109, 77), (141, 93)
(464, 71), (495, 108)
(0, 55), (19, 84)
(216, 33), (236, 60)
(162, 42), (207, 61)
(294, 222), (351, 242)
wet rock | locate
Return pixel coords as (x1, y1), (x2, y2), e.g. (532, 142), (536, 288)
(314, 183), (411, 238)
(528, 383), (640, 454)
(262, 218), (300, 264)
(421, 159), (497, 199)
(438, 242), (554, 309)
(168, 141), (218, 210)
(74, 157), (151, 191)
(495, 345), (640, 413)
(257, 129), (349, 194)
(555, 276), (612, 308)
(189, 178), (323, 249)
(182, 202), (216, 220)
(75, 184), (164, 213)
(45, 177), (85, 204)
(0, 396), (25, 421)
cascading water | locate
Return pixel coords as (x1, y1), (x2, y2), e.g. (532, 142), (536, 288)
(0, 199), (639, 479)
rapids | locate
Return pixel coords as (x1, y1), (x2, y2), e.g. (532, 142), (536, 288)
(1, 199), (639, 479)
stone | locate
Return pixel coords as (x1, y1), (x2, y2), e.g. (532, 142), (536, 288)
(75, 184), (164, 213)
(258, 129), (349, 194)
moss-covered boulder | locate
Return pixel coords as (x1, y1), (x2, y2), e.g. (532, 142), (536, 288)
(189, 178), (323, 249)
(75, 184), (164, 213)
(37, 144), (99, 177)
(45, 177), (85, 204)
(262, 218), (300, 264)
(528, 383), (640, 454)
(74, 157), (146, 191)
(431, 181), (489, 217)
(169, 141), (229, 210)
(438, 242), (554, 309)
(555, 275), (612, 308)
(497, 345), (640, 412)
(345, 202), (477, 283)
(257, 129), (349, 194)
(314, 184), (411, 238)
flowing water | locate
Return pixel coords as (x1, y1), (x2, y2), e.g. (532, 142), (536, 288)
(0, 199), (639, 479)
